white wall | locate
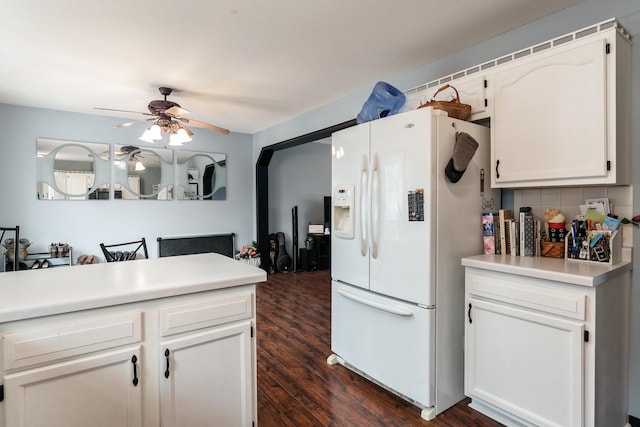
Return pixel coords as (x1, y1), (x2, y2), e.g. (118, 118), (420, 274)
(268, 140), (331, 256)
(0, 104), (255, 259)
(252, 0), (640, 417)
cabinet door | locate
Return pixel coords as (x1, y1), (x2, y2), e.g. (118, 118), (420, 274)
(428, 75), (488, 120)
(160, 320), (253, 427)
(52, 171), (66, 199)
(86, 173), (96, 190)
(65, 173), (89, 200)
(465, 298), (584, 427)
(3, 347), (142, 427)
(120, 176), (140, 200)
(453, 75), (488, 119)
(492, 36), (607, 187)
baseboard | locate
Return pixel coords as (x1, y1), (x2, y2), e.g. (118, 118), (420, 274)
(629, 415), (640, 427)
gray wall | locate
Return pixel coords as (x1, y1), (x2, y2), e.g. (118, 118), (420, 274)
(0, 103), (255, 259)
(253, 0), (640, 417)
(268, 140), (331, 257)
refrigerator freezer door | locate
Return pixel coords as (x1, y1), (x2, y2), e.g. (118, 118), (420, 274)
(369, 108), (435, 306)
(331, 123), (370, 290)
(331, 281), (436, 407)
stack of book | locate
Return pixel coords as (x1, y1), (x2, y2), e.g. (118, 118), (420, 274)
(482, 208), (540, 256)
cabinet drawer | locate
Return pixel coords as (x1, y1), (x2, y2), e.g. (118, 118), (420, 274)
(466, 270), (586, 321)
(3, 311), (142, 370)
(159, 291), (253, 337)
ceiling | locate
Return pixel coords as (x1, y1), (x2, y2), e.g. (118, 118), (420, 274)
(1, 0), (580, 135)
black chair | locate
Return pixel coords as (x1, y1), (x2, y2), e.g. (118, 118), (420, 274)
(1, 226), (20, 271)
(100, 238), (148, 262)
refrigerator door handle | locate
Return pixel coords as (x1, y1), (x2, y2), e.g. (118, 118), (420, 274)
(370, 152), (379, 259)
(360, 154), (369, 256)
(337, 288), (414, 317)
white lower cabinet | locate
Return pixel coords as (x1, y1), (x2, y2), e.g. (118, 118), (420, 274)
(463, 262), (629, 427)
(4, 347), (142, 427)
(160, 321), (253, 427)
(466, 298), (584, 426)
(0, 286), (256, 427)
(158, 291), (255, 427)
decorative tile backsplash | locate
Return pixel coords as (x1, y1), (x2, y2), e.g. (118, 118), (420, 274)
(513, 185), (634, 248)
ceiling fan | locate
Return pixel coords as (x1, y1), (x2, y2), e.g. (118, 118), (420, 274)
(97, 145), (148, 171)
(99, 145), (143, 158)
(113, 145), (147, 172)
(95, 87), (230, 143)
(114, 145), (143, 157)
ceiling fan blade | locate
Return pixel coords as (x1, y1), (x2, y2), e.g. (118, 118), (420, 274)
(165, 105), (190, 117)
(94, 107), (154, 116)
(116, 118), (156, 128)
(177, 117), (230, 135)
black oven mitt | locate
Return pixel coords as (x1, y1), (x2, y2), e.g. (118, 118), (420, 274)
(445, 131), (478, 183)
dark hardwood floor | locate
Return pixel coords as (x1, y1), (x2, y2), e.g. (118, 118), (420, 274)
(256, 270), (503, 426)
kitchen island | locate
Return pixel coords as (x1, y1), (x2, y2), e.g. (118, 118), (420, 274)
(0, 253), (266, 427)
(462, 255), (630, 427)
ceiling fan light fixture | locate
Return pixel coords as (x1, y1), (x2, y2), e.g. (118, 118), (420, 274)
(169, 128), (192, 146)
(128, 157), (145, 172)
(149, 124), (162, 140)
(139, 123), (164, 143)
(138, 128), (155, 143)
(176, 128), (192, 142)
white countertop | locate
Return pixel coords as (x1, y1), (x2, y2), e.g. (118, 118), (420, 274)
(0, 253), (267, 323)
(461, 254), (632, 287)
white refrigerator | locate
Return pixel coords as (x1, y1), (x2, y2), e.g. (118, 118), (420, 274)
(329, 107), (498, 420)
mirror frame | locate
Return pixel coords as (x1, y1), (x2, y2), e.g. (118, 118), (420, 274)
(176, 151), (227, 201)
(37, 139), (110, 200)
(113, 146), (174, 200)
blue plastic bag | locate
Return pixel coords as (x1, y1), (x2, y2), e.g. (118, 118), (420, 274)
(356, 81), (406, 124)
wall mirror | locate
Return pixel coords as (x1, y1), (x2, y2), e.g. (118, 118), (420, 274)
(176, 150), (227, 200)
(113, 145), (174, 200)
(36, 138), (111, 200)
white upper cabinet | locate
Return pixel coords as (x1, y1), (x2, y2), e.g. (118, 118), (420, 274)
(404, 20), (631, 189)
(491, 26), (631, 187)
(404, 74), (489, 121)
(447, 74), (489, 120)
(429, 75), (489, 121)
